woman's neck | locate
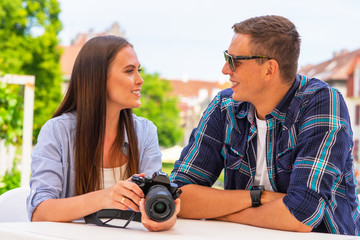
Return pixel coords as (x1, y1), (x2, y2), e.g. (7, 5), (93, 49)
(106, 100), (125, 136)
(103, 108), (125, 168)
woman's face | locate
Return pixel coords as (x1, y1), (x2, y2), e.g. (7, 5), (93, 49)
(106, 45), (144, 112)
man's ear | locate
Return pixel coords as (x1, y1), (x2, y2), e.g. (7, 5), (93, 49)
(264, 59), (279, 81)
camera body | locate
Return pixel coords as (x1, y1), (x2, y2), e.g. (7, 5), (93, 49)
(131, 171), (182, 222)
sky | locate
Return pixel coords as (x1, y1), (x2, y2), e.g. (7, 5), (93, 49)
(58, 0), (360, 82)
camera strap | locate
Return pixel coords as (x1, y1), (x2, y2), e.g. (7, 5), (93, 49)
(84, 209), (141, 228)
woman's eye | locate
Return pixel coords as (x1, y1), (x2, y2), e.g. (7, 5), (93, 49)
(126, 69), (134, 73)
(138, 68), (143, 73)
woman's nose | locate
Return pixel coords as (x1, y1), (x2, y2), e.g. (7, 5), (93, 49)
(136, 74), (144, 85)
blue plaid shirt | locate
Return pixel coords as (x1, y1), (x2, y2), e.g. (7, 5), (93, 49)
(171, 74), (360, 235)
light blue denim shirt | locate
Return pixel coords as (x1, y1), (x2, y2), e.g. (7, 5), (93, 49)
(26, 111), (162, 220)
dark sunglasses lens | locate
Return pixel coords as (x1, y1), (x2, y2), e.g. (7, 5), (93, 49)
(224, 52), (228, 61)
(224, 52), (234, 71)
(228, 57), (234, 71)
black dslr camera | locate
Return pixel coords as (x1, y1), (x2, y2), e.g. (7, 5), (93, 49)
(131, 171), (182, 222)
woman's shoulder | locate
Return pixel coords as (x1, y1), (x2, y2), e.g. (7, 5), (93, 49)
(132, 114), (157, 135)
(41, 111), (77, 134)
(132, 114), (156, 127)
(52, 111), (77, 121)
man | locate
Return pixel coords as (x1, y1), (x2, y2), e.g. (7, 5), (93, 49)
(170, 15), (360, 235)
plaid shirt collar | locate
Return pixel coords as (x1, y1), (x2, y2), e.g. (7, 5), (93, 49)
(236, 74), (302, 127)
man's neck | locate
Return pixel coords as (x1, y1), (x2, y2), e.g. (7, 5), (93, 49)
(254, 81), (292, 120)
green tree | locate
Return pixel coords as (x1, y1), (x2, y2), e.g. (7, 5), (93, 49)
(0, 0), (63, 140)
(0, 166), (21, 195)
(0, 83), (23, 145)
(0, 83), (23, 193)
(133, 70), (183, 147)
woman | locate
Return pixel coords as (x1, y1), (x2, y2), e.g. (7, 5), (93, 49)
(26, 35), (180, 231)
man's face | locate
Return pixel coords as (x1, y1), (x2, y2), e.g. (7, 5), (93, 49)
(222, 33), (268, 103)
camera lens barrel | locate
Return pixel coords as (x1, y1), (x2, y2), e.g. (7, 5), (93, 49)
(145, 185), (175, 222)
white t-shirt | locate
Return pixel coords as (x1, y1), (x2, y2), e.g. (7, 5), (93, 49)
(254, 115), (274, 191)
(101, 163), (129, 189)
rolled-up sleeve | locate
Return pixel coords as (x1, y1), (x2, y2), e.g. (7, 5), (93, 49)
(283, 87), (353, 228)
(26, 119), (66, 221)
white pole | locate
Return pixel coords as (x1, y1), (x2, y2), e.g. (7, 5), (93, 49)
(20, 77), (35, 187)
(0, 75), (35, 187)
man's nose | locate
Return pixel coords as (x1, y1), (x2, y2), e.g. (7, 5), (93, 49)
(222, 62), (232, 75)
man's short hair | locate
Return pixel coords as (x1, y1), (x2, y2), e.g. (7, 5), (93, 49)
(232, 15), (301, 82)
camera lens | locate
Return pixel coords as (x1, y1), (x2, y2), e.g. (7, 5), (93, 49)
(145, 185), (174, 222)
(154, 202), (166, 214)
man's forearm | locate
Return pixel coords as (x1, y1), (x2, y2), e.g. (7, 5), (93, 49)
(178, 184), (284, 219)
(215, 197), (313, 232)
(178, 184), (251, 219)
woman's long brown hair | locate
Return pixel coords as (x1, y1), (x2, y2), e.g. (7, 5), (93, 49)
(53, 35), (139, 195)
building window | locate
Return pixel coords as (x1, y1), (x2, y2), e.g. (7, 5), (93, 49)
(356, 105), (360, 125)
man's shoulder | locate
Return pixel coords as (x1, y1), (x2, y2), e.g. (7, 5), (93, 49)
(218, 87), (234, 99)
(292, 75), (348, 118)
(295, 75), (338, 98)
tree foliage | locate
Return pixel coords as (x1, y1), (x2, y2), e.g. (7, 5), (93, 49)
(0, 0), (63, 140)
(0, 165), (21, 195)
(0, 83), (23, 145)
(133, 70), (183, 147)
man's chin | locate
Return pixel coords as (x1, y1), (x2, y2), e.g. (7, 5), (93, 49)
(232, 93), (243, 102)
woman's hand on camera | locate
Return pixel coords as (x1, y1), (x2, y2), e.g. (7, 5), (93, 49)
(140, 198), (181, 232)
(102, 174), (145, 212)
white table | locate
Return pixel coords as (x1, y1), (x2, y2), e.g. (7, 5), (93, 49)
(0, 219), (358, 240)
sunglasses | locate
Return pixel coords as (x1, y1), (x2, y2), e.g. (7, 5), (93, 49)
(224, 50), (271, 71)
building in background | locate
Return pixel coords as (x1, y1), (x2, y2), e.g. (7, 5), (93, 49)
(299, 49), (360, 164)
(168, 78), (230, 145)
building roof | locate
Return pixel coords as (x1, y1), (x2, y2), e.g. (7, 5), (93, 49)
(168, 79), (230, 98)
(60, 44), (82, 78)
(299, 49), (360, 81)
(348, 55), (360, 76)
